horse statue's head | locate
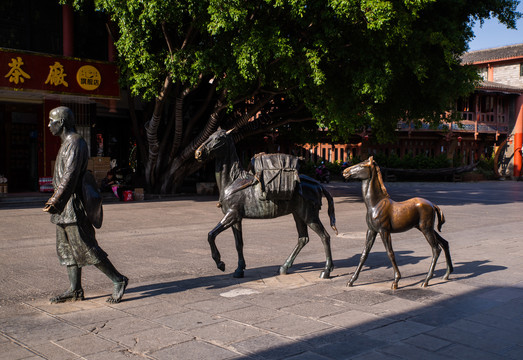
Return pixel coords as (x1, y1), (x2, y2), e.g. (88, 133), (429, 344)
(195, 128), (234, 162)
(343, 156), (374, 180)
(343, 156), (389, 195)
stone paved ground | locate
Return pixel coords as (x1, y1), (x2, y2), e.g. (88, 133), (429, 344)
(0, 181), (522, 359)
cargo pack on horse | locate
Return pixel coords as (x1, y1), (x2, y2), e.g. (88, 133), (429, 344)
(195, 129), (338, 279)
(343, 157), (453, 289)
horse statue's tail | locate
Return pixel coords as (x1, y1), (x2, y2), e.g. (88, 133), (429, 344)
(434, 204), (445, 232)
(321, 185), (338, 235)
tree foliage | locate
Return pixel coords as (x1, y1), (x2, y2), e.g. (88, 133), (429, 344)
(62, 0), (520, 193)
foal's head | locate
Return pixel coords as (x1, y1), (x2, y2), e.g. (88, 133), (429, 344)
(343, 156), (389, 196)
(195, 128), (234, 162)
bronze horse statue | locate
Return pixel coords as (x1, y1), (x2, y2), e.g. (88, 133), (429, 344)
(343, 157), (453, 289)
(195, 129), (338, 279)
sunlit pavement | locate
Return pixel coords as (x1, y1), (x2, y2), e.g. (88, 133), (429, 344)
(1, 181), (522, 359)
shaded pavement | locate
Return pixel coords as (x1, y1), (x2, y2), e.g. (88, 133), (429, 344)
(0, 181), (522, 359)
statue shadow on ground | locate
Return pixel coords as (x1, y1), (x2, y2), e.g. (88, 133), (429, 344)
(116, 251), (505, 302)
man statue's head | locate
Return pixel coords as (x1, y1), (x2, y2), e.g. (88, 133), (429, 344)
(48, 106), (75, 136)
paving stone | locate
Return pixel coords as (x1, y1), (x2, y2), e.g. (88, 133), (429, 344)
(436, 344), (506, 360)
(53, 333), (121, 356)
(155, 309), (225, 330)
(57, 307), (126, 326)
(117, 326), (193, 354)
(255, 314), (333, 337)
(279, 300), (348, 319)
(31, 341), (83, 360)
(243, 291), (311, 310)
(320, 309), (395, 332)
(0, 341), (41, 360)
(120, 300), (186, 319)
(312, 333), (387, 360)
(378, 342), (450, 360)
(85, 348), (149, 359)
(186, 295), (251, 314)
(187, 320), (265, 345)
(402, 334), (451, 352)
(151, 339), (239, 360)
(329, 289), (395, 307)
(87, 316), (158, 340)
(503, 345), (523, 360)
(364, 320), (434, 342)
(350, 349), (403, 359)
(219, 305), (284, 324)
(3, 322), (87, 347)
(284, 351), (333, 360)
(231, 333), (311, 359)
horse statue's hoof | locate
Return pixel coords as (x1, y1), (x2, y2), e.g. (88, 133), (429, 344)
(391, 283), (398, 290)
(319, 271), (330, 279)
(217, 262), (226, 272)
(279, 266), (288, 275)
(347, 282), (354, 287)
(233, 269), (244, 278)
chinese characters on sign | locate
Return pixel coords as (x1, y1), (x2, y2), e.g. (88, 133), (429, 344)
(45, 61), (68, 87)
(0, 49), (119, 98)
(5, 57), (31, 84)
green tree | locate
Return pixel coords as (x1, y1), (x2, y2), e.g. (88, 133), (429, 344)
(63, 0), (520, 193)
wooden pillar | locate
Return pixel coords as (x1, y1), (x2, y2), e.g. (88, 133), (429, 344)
(62, 5), (74, 57)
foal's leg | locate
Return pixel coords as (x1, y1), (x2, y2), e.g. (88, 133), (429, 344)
(232, 222), (246, 278)
(435, 232), (453, 280)
(381, 231), (401, 290)
(421, 229), (441, 287)
(280, 214), (309, 276)
(208, 209), (240, 272)
(348, 229), (377, 287)
(307, 216), (333, 279)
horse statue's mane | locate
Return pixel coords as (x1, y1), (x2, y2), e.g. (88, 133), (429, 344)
(371, 161), (390, 198)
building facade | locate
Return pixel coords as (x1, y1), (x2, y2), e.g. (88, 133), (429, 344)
(302, 44), (523, 178)
(0, 1), (130, 193)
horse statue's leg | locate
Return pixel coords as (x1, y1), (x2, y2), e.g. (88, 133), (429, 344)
(380, 231), (401, 290)
(208, 209), (241, 273)
(307, 216), (333, 279)
(434, 232), (453, 280)
(280, 214), (309, 276)
(421, 229), (442, 287)
(231, 222), (246, 278)
(348, 229), (377, 287)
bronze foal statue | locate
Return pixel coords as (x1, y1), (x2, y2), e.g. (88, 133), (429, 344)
(343, 157), (453, 289)
(195, 129), (338, 279)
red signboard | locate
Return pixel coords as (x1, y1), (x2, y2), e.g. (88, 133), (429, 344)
(0, 48), (120, 98)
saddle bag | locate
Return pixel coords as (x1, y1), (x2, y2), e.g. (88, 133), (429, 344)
(252, 153), (301, 200)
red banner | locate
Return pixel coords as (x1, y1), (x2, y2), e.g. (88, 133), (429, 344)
(0, 48), (120, 98)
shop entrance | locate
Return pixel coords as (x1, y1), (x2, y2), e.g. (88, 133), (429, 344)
(0, 102), (41, 192)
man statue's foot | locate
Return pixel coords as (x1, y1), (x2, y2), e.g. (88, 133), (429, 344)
(107, 276), (128, 304)
(50, 289), (84, 303)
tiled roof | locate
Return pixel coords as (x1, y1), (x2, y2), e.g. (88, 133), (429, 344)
(478, 80), (523, 93)
(461, 43), (523, 64)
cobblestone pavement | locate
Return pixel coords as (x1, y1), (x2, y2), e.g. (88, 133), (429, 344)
(1, 181), (522, 359)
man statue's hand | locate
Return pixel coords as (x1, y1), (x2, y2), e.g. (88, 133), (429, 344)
(43, 203), (59, 214)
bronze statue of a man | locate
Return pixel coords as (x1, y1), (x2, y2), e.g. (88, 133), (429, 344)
(43, 106), (128, 304)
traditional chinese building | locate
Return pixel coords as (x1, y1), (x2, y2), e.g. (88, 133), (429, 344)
(299, 44), (523, 178)
(0, 0), (129, 192)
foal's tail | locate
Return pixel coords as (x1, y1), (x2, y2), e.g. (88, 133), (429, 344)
(321, 185), (338, 235)
(434, 204), (445, 232)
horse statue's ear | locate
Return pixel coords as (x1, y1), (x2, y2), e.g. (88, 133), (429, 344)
(226, 128), (235, 135)
(368, 156), (374, 163)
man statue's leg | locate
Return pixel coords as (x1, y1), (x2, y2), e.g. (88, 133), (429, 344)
(95, 259), (128, 303)
(50, 265), (84, 303)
